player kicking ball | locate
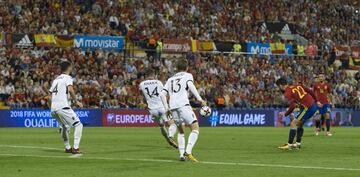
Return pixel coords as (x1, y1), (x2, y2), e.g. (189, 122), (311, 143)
(276, 78), (321, 150)
(139, 68), (178, 149)
(313, 74), (333, 136)
(49, 61), (83, 154)
(160, 59), (206, 162)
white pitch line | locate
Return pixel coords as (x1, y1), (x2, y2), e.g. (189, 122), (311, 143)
(0, 144), (63, 151)
(1, 145), (360, 171)
(69, 154), (83, 158)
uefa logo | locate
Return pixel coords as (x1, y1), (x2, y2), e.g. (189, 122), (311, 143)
(107, 113), (115, 124)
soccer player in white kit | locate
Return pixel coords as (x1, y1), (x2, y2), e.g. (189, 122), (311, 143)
(139, 68), (178, 148)
(49, 61), (83, 154)
(160, 59), (206, 162)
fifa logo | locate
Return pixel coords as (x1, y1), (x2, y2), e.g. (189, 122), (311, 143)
(107, 113), (115, 124)
(209, 111), (219, 127)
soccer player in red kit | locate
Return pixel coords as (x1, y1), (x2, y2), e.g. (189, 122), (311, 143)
(313, 74), (333, 136)
(276, 78), (321, 150)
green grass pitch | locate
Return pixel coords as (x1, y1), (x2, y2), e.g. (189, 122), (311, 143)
(0, 127), (360, 177)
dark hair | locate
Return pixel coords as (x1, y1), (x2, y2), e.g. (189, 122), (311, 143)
(176, 59), (188, 71)
(275, 77), (287, 86)
(60, 61), (72, 72)
(144, 68), (155, 76)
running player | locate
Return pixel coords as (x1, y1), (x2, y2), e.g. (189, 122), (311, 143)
(313, 74), (333, 136)
(139, 68), (178, 148)
(276, 78), (321, 150)
(49, 61), (83, 154)
(160, 59), (206, 162)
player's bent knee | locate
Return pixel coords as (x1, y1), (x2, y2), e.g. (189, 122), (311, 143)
(168, 119), (175, 124)
(297, 121), (304, 128)
(190, 122), (199, 131)
(192, 130), (199, 135)
(290, 121), (297, 128)
(325, 113), (330, 119)
(73, 121), (82, 127)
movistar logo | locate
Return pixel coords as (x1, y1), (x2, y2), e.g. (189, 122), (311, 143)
(74, 37), (120, 48)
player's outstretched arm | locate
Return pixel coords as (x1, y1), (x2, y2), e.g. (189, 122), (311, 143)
(160, 90), (169, 111)
(303, 86), (317, 101)
(284, 101), (296, 117)
(187, 81), (206, 106)
(47, 95), (51, 109)
(68, 85), (83, 108)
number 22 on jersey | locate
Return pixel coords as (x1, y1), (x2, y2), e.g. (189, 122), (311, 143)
(292, 86), (307, 99)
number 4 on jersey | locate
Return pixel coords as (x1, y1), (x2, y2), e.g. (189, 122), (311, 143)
(51, 84), (58, 94)
(145, 87), (159, 98)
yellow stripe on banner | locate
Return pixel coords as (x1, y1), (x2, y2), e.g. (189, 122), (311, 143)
(297, 107), (308, 121)
(191, 40), (198, 52)
(34, 34), (55, 44)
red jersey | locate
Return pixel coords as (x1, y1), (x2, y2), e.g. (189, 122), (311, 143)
(284, 84), (317, 116)
(313, 82), (331, 104)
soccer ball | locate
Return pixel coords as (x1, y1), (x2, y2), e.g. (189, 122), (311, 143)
(199, 106), (212, 117)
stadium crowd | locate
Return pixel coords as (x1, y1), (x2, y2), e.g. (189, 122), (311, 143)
(0, 48), (359, 109)
(1, 0), (359, 46)
(0, 0), (359, 109)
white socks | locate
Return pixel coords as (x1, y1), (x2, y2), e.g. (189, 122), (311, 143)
(61, 126), (71, 149)
(168, 124), (177, 138)
(185, 130), (199, 154)
(73, 123), (83, 149)
(177, 133), (185, 157)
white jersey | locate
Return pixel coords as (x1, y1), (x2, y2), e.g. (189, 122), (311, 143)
(49, 74), (73, 111)
(139, 79), (164, 110)
(163, 72), (202, 110)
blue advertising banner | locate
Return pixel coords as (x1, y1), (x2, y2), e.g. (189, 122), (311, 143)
(0, 109), (357, 128)
(350, 111), (360, 126)
(74, 35), (124, 51)
(274, 109), (360, 127)
(0, 109), (102, 128)
(199, 109), (275, 127)
(247, 42), (293, 55)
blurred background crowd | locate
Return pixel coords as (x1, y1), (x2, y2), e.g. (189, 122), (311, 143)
(0, 0), (359, 109)
(0, 0), (358, 44)
(0, 48), (359, 109)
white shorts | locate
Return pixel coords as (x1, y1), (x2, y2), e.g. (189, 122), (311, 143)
(171, 106), (197, 125)
(51, 108), (81, 127)
(148, 107), (169, 124)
